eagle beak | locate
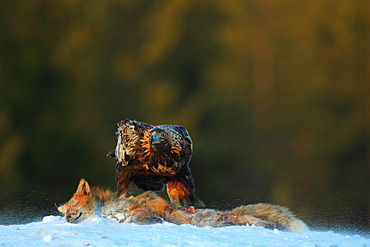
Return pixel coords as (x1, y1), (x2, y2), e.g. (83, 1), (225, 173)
(150, 133), (158, 144)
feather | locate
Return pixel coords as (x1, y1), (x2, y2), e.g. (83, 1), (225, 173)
(107, 119), (204, 208)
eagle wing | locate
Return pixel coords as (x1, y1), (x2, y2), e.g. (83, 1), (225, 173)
(149, 124), (204, 208)
(108, 119), (153, 166)
(159, 125), (204, 207)
(108, 119), (154, 195)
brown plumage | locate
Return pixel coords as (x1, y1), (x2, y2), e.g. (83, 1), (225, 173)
(107, 119), (204, 208)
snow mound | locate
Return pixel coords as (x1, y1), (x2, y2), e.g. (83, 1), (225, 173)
(0, 215), (369, 247)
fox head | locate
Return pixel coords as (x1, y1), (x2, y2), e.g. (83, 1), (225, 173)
(58, 178), (93, 223)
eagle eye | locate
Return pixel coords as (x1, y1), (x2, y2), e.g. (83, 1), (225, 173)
(160, 132), (167, 138)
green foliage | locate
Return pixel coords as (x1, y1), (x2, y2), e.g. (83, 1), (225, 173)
(0, 0), (368, 230)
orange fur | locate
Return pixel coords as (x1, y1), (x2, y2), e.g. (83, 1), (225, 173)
(58, 179), (308, 232)
(58, 179), (161, 224)
(135, 190), (192, 224)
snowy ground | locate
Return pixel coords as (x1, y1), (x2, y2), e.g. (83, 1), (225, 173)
(1, 216), (369, 247)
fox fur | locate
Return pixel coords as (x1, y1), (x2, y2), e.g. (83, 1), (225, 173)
(58, 179), (308, 232)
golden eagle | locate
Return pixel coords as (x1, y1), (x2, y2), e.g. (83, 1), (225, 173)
(107, 119), (204, 208)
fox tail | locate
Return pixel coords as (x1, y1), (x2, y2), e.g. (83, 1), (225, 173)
(229, 203), (308, 232)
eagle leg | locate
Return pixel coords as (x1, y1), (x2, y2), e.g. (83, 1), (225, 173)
(116, 165), (131, 197)
(166, 180), (205, 209)
(166, 181), (183, 209)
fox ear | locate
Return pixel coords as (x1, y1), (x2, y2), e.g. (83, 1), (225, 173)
(76, 178), (91, 195)
(57, 203), (67, 215)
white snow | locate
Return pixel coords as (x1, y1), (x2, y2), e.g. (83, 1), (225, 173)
(1, 215), (369, 247)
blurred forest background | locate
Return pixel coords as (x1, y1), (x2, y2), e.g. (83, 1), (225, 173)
(0, 0), (369, 234)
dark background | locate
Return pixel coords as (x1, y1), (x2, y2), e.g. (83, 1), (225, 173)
(0, 0), (369, 235)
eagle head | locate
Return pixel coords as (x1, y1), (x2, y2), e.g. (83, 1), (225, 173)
(149, 128), (170, 149)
